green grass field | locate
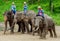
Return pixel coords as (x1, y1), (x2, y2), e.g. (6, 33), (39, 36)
(0, 0), (60, 25)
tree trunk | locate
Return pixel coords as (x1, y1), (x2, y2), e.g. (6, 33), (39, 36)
(49, 0), (54, 13)
(38, 0), (40, 5)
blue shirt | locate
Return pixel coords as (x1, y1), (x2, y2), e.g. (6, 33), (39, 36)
(24, 5), (27, 14)
(11, 5), (16, 11)
(38, 9), (44, 17)
(24, 5), (27, 11)
(11, 5), (16, 14)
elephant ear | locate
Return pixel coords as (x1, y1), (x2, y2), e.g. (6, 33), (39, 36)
(3, 11), (8, 16)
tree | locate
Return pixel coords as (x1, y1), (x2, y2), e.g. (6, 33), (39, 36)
(49, 0), (54, 13)
(38, 0), (40, 5)
(28, 0), (38, 4)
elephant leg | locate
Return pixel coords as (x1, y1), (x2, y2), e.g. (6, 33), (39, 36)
(9, 20), (12, 30)
(37, 29), (40, 36)
(10, 21), (15, 33)
(32, 26), (36, 35)
(41, 29), (45, 39)
(42, 28), (46, 39)
(25, 22), (29, 33)
(4, 21), (7, 34)
(52, 25), (57, 38)
(26, 23), (29, 33)
(11, 26), (14, 33)
(18, 24), (21, 32)
(53, 29), (57, 38)
(38, 28), (41, 37)
(40, 29), (43, 39)
(21, 22), (25, 34)
(22, 24), (25, 34)
(21, 26), (24, 34)
(48, 29), (53, 37)
(39, 27), (43, 39)
(30, 22), (33, 32)
(22, 21), (26, 32)
(32, 31), (35, 36)
(32, 29), (39, 36)
(40, 28), (46, 39)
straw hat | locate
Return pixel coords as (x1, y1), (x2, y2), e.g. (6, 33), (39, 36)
(38, 6), (41, 8)
(24, 2), (26, 4)
(12, 2), (15, 5)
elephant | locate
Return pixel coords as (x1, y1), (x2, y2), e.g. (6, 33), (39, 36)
(33, 14), (57, 39)
(3, 11), (26, 34)
(3, 10), (14, 34)
(11, 11), (26, 34)
(33, 16), (46, 39)
(14, 10), (36, 33)
(45, 14), (57, 38)
(24, 10), (36, 32)
(3, 10), (36, 34)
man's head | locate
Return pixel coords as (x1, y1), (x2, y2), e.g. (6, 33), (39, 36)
(38, 6), (42, 10)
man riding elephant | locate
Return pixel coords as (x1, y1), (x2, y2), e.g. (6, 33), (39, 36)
(11, 2), (17, 22)
(23, 2), (28, 15)
(37, 6), (44, 18)
(11, 2), (16, 15)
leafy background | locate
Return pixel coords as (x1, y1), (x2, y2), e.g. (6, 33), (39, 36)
(0, 0), (60, 25)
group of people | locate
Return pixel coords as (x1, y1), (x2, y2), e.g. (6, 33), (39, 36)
(11, 2), (44, 18)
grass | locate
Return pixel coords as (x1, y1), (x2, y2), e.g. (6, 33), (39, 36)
(0, 0), (60, 25)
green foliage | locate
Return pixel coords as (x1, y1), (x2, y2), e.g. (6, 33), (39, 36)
(0, 0), (60, 25)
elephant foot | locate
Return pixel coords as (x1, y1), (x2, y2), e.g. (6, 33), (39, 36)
(10, 31), (14, 34)
(4, 33), (5, 35)
(30, 29), (32, 32)
(10, 30), (14, 34)
(40, 34), (46, 39)
(50, 35), (53, 38)
(40, 36), (44, 39)
(40, 35), (43, 39)
(32, 33), (35, 36)
(40, 36), (46, 39)
(21, 32), (25, 34)
(21, 31), (25, 34)
(4, 31), (6, 35)
(18, 28), (21, 32)
(32, 31), (35, 36)
(27, 32), (30, 34)
(18, 30), (21, 32)
(32, 32), (34, 36)
(33, 34), (35, 36)
(30, 31), (32, 32)
(54, 35), (57, 38)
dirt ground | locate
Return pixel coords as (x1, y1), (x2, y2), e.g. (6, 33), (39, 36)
(0, 22), (60, 41)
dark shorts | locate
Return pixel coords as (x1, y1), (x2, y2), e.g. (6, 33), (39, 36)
(36, 14), (44, 18)
(12, 10), (16, 14)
